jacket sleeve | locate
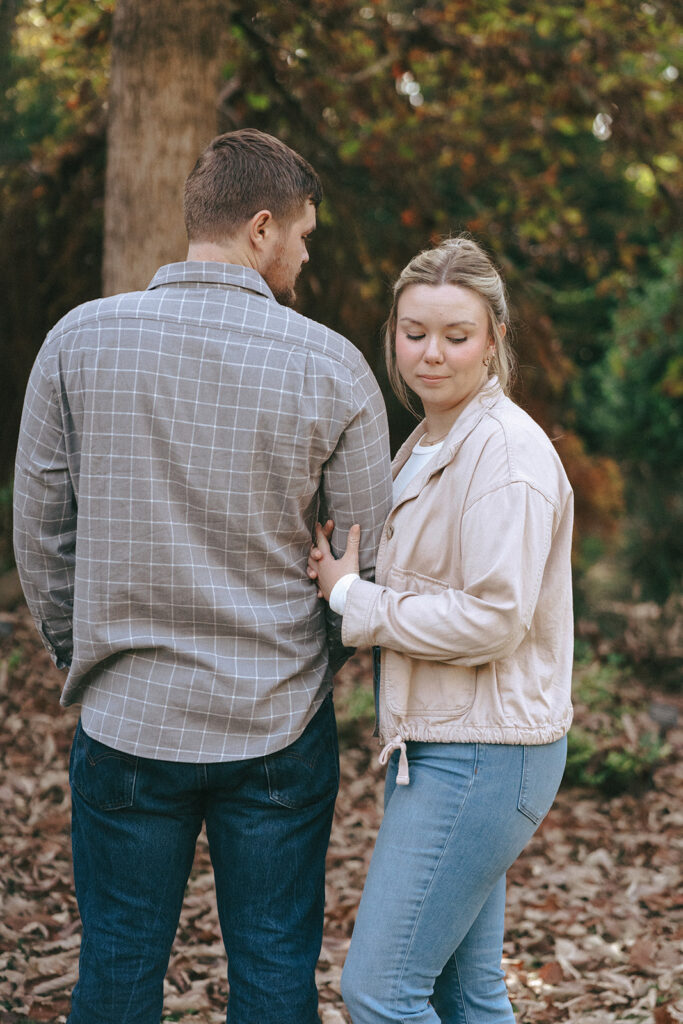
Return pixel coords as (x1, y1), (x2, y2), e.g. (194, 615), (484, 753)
(341, 481), (557, 665)
(13, 357), (76, 669)
(319, 359), (393, 672)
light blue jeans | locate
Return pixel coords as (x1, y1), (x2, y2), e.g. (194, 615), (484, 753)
(341, 738), (567, 1023)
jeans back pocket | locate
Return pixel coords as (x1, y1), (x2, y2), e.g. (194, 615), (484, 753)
(69, 721), (138, 811)
(517, 737), (567, 825)
(264, 695), (340, 810)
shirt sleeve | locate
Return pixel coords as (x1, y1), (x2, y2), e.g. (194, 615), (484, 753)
(318, 358), (392, 673)
(319, 359), (393, 582)
(13, 354), (76, 669)
(341, 481), (556, 666)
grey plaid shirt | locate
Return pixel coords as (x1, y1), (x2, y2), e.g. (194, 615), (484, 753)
(14, 262), (392, 761)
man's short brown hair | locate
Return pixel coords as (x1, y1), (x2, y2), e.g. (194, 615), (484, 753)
(183, 129), (323, 243)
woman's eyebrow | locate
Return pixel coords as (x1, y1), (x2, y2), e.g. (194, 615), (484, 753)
(398, 316), (478, 327)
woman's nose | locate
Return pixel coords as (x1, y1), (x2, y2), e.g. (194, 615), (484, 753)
(424, 336), (444, 362)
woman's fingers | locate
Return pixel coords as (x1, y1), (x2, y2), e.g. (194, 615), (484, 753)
(345, 524), (361, 573)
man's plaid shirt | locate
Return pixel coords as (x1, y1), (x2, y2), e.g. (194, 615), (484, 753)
(14, 262), (392, 761)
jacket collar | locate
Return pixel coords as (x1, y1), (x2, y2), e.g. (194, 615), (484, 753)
(146, 261), (275, 302)
(391, 378), (504, 507)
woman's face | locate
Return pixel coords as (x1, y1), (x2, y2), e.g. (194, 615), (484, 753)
(395, 283), (497, 422)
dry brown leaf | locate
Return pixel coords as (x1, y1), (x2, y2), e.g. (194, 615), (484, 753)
(538, 961), (565, 985)
(1, 611), (681, 1024)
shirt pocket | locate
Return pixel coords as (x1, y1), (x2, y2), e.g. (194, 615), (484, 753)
(382, 566), (477, 719)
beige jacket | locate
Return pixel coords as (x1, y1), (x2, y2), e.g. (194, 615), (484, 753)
(342, 378), (574, 753)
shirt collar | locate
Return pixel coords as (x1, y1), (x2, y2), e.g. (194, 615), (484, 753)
(146, 261), (275, 301)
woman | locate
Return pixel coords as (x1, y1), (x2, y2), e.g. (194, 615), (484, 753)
(308, 235), (573, 1023)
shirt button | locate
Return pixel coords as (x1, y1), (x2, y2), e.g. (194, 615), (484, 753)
(386, 525), (394, 539)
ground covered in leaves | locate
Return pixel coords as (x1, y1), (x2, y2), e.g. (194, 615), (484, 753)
(0, 602), (681, 1023)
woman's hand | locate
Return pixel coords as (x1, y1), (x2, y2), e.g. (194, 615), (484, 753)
(307, 522), (361, 602)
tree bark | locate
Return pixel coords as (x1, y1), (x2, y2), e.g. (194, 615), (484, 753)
(103, 0), (229, 295)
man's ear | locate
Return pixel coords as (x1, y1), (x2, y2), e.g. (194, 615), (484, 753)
(248, 209), (275, 252)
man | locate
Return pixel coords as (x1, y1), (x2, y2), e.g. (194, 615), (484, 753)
(14, 129), (392, 1024)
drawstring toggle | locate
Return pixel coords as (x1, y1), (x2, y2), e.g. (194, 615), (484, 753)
(379, 735), (410, 785)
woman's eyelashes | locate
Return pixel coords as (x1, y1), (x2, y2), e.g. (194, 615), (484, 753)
(405, 333), (467, 343)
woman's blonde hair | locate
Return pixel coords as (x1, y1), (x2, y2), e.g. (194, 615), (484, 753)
(384, 235), (515, 416)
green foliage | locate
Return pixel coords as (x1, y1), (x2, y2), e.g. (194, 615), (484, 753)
(1, 0), (681, 612)
(573, 237), (683, 601)
(0, 0), (110, 480)
(564, 660), (672, 794)
(7, 647), (24, 672)
(2, 0), (112, 160)
(335, 679), (376, 749)
(219, 0), (681, 558)
(339, 681), (376, 723)
(605, 241), (683, 601)
(566, 726), (669, 794)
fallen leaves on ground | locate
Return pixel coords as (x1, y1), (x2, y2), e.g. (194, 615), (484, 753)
(0, 605), (681, 1023)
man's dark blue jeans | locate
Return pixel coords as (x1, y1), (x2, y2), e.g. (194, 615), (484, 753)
(67, 694), (339, 1024)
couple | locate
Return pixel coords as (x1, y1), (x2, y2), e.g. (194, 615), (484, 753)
(14, 129), (573, 1024)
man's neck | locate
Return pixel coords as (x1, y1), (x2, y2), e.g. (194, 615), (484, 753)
(186, 241), (258, 270)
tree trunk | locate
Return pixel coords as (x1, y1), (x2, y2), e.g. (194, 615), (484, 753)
(103, 0), (229, 295)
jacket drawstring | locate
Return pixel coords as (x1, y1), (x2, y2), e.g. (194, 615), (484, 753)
(379, 735), (410, 785)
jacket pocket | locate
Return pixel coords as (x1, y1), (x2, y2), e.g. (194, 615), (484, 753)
(382, 566), (477, 719)
(383, 652), (477, 718)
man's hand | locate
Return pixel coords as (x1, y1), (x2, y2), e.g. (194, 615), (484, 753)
(307, 522), (361, 602)
(307, 519), (333, 591)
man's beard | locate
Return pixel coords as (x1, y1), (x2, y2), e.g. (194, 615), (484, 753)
(270, 282), (297, 307)
(263, 246), (298, 307)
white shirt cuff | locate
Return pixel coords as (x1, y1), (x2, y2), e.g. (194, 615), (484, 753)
(329, 573), (360, 615)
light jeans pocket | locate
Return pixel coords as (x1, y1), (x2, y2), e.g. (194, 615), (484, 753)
(517, 736), (567, 825)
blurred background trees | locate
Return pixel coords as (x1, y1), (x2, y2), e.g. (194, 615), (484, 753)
(1, 0), (681, 615)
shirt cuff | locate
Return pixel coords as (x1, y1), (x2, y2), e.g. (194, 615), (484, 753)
(329, 573), (360, 615)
